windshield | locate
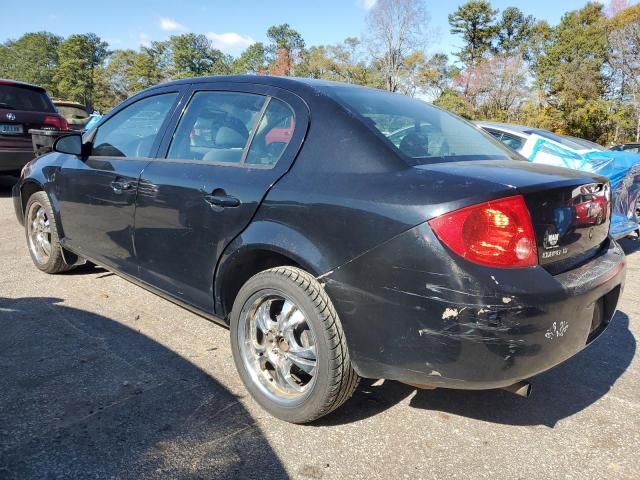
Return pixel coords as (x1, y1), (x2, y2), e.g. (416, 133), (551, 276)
(323, 86), (513, 165)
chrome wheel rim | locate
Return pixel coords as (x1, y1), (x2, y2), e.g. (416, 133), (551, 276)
(26, 202), (52, 265)
(238, 291), (318, 405)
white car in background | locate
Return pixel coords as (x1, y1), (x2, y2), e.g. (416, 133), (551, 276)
(476, 122), (603, 166)
(476, 121), (640, 239)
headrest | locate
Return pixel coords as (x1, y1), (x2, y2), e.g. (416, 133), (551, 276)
(399, 131), (429, 157)
(215, 126), (247, 148)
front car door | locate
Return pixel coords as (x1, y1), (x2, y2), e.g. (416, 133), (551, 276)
(55, 88), (185, 274)
(133, 82), (308, 312)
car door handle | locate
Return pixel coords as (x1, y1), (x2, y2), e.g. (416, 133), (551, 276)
(203, 193), (240, 208)
(111, 180), (133, 192)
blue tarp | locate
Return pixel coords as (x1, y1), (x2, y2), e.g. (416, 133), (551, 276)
(523, 135), (640, 239)
(83, 114), (102, 132)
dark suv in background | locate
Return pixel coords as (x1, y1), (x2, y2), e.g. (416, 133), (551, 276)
(0, 80), (68, 176)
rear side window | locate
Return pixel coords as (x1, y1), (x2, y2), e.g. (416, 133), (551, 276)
(245, 98), (295, 166)
(323, 86), (512, 165)
(92, 93), (177, 157)
(167, 91), (266, 164)
(500, 132), (525, 151)
(0, 85), (54, 112)
(483, 128), (504, 141)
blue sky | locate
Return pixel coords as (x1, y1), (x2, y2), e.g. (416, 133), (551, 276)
(2, 0), (619, 58)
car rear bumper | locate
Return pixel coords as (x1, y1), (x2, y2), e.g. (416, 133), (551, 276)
(322, 223), (626, 390)
(0, 148), (33, 172)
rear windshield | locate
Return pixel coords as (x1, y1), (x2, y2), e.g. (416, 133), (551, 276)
(0, 85), (54, 112)
(323, 86), (513, 165)
(524, 129), (585, 151)
(565, 136), (604, 151)
(56, 105), (90, 126)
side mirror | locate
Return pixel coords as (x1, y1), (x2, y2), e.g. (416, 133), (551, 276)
(53, 133), (84, 156)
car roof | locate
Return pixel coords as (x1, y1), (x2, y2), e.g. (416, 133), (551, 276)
(0, 79), (46, 92)
(473, 121), (532, 137)
(145, 74), (371, 97)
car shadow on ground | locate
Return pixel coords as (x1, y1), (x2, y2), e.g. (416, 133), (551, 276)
(59, 262), (108, 277)
(0, 296), (288, 480)
(322, 311), (634, 429)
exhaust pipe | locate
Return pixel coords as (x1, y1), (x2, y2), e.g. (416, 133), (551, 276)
(501, 381), (531, 398)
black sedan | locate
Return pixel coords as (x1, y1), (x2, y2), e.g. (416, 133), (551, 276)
(12, 76), (626, 423)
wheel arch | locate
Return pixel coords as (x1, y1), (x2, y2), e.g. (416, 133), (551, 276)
(214, 221), (332, 319)
(20, 180), (44, 216)
(20, 179), (67, 240)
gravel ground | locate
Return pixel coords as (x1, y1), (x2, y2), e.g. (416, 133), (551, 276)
(1, 174), (639, 480)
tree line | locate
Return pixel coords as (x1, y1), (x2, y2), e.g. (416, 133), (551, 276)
(0, 0), (638, 144)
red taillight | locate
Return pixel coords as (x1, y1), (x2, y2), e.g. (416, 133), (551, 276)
(428, 195), (538, 268)
(43, 115), (69, 130)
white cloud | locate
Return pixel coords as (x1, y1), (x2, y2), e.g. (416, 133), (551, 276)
(357, 0), (378, 9)
(138, 32), (151, 48)
(206, 32), (255, 55)
(159, 17), (187, 32)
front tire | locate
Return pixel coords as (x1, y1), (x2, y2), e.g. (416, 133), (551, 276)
(230, 266), (359, 423)
(24, 191), (74, 274)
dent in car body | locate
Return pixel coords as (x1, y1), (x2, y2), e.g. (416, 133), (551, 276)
(319, 223), (625, 389)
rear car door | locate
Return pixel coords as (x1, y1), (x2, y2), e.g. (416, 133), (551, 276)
(55, 88), (185, 275)
(133, 82), (308, 312)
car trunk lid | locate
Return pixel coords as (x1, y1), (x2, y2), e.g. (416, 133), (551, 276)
(524, 182), (610, 268)
(416, 159), (611, 269)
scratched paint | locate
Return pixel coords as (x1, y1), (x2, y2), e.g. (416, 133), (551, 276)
(545, 321), (569, 339)
(441, 308), (459, 320)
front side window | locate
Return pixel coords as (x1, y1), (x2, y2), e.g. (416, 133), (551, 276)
(167, 91), (266, 164)
(323, 86), (514, 165)
(92, 93), (177, 157)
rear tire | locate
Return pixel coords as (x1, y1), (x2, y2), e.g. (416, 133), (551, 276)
(230, 266), (359, 423)
(24, 191), (74, 274)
